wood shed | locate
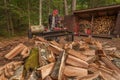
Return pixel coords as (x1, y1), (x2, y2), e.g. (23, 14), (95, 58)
(65, 5), (120, 38)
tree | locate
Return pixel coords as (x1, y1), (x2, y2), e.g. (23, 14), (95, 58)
(4, 0), (10, 36)
(72, 0), (76, 13)
(64, 0), (68, 15)
(39, 0), (42, 26)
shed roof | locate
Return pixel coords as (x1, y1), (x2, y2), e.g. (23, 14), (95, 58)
(74, 5), (120, 18)
(74, 5), (120, 14)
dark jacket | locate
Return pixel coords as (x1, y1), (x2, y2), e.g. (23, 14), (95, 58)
(49, 14), (60, 28)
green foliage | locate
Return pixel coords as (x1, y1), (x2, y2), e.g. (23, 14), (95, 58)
(76, 0), (120, 10)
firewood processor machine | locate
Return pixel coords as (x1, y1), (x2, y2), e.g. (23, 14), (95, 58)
(28, 26), (74, 41)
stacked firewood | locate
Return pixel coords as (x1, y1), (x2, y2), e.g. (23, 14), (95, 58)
(0, 37), (120, 80)
(79, 20), (91, 33)
(79, 16), (116, 35)
(93, 16), (116, 35)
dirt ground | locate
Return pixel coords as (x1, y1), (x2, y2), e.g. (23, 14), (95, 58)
(0, 36), (120, 66)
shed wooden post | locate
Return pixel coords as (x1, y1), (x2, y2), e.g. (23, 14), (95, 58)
(114, 11), (120, 37)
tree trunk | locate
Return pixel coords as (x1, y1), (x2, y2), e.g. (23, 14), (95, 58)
(28, 0), (31, 28)
(72, 0), (76, 13)
(4, 0), (10, 36)
(39, 0), (42, 26)
(9, 15), (14, 35)
(64, 0), (68, 15)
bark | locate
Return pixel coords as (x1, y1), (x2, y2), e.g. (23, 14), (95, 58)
(72, 0), (76, 13)
(50, 51), (67, 80)
(9, 15), (14, 35)
(64, 0), (68, 15)
(39, 0), (42, 26)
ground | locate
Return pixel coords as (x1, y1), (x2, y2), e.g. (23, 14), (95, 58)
(0, 36), (120, 66)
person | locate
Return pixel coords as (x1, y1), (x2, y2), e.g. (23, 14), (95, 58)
(48, 9), (60, 31)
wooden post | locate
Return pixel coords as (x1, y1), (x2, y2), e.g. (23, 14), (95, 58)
(91, 14), (94, 35)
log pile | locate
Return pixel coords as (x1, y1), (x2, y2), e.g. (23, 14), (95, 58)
(93, 16), (116, 35)
(79, 16), (116, 35)
(0, 37), (120, 80)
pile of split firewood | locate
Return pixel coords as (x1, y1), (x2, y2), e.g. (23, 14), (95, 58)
(93, 16), (116, 35)
(0, 37), (120, 80)
(79, 16), (116, 35)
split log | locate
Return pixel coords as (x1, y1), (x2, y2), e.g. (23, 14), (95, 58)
(0, 74), (8, 80)
(64, 66), (88, 77)
(4, 65), (11, 78)
(76, 71), (100, 80)
(2, 61), (23, 78)
(99, 66), (120, 80)
(66, 55), (89, 68)
(47, 51), (55, 62)
(50, 40), (62, 48)
(82, 50), (95, 56)
(94, 41), (102, 50)
(44, 76), (52, 80)
(99, 59), (120, 80)
(71, 41), (80, 50)
(5, 43), (26, 59)
(37, 63), (55, 79)
(104, 47), (117, 51)
(58, 51), (66, 80)
(35, 36), (48, 43)
(50, 51), (67, 80)
(86, 56), (96, 63)
(13, 61), (23, 70)
(96, 50), (120, 73)
(109, 52), (120, 59)
(28, 71), (39, 80)
(101, 56), (120, 73)
(21, 47), (30, 58)
(39, 48), (48, 67)
(88, 63), (99, 73)
(82, 37), (93, 44)
(9, 66), (24, 80)
(79, 43), (89, 50)
(67, 49), (88, 61)
(100, 72), (117, 80)
(48, 44), (63, 55)
(0, 66), (5, 75)
(4, 64), (14, 77)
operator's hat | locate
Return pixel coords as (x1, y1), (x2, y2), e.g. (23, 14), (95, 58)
(53, 9), (58, 15)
